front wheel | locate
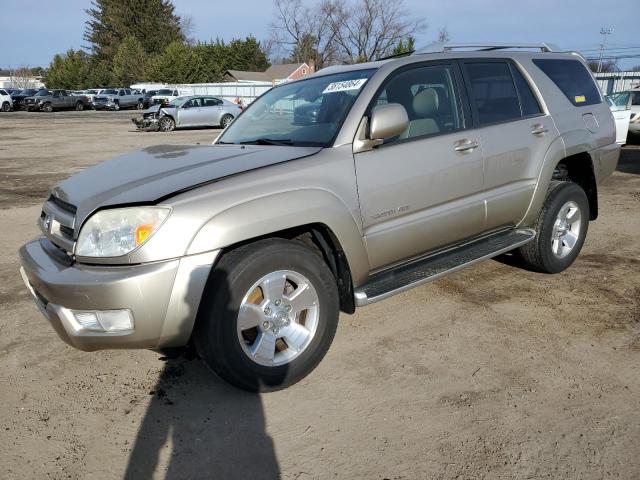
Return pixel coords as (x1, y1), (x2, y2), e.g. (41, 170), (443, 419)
(1, 102), (10, 112)
(220, 114), (234, 128)
(42, 102), (53, 112)
(518, 180), (589, 273)
(158, 116), (175, 132)
(194, 238), (339, 392)
(137, 100), (144, 110)
(75, 101), (84, 111)
(113, 101), (120, 111)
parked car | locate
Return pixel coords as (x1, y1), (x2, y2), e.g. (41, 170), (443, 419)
(0, 89), (13, 111)
(24, 89), (89, 112)
(81, 89), (105, 108)
(93, 88), (144, 110)
(133, 95), (242, 131)
(141, 90), (159, 108)
(19, 43), (620, 392)
(10, 88), (39, 110)
(606, 92), (632, 145)
(150, 88), (179, 106)
(4, 87), (21, 95)
(627, 87), (640, 136)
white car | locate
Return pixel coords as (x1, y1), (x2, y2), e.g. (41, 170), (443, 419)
(0, 88), (13, 112)
(606, 88), (640, 143)
(150, 88), (180, 106)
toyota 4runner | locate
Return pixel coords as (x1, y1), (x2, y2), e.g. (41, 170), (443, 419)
(19, 43), (620, 391)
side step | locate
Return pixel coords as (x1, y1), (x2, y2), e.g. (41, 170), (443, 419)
(354, 228), (536, 306)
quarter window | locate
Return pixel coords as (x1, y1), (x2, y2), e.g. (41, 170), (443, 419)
(510, 65), (542, 116)
(464, 62), (522, 126)
(533, 59), (601, 107)
(371, 64), (462, 144)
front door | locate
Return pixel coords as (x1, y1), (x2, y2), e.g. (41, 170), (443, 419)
(354, 62), (485, 270)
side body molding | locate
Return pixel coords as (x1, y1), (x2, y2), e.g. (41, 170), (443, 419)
(186, 189), (371, 286)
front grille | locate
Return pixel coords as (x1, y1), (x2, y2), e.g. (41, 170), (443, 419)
(40, 196), (78, 253)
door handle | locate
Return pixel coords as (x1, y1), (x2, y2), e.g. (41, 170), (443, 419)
(531, 124), (549, 136)
(454, 140), (479, 152)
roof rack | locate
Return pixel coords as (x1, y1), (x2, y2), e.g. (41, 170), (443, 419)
(413, 42), (561, 55)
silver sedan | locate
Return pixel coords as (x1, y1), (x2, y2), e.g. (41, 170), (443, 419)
(152, 96), (243, 131)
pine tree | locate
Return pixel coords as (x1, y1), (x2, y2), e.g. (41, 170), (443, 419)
(84, 0), (184, 62)
(42, 49), (91, 89)
(112, 36), (147, 86)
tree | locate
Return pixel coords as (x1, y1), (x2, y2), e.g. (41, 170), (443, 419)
(437, 26), (450, 43)
(84, 0), (184, 61)
(7, 66), (36, 88)
(630, 65), (640, 72)
(146, 41), (201, 84)
(271, 0), (425, 66)
(111, 36), (147, 86)
(42, 49), (91, 89)
(392, 36), (415, 56)
(587, 60), (617, 73)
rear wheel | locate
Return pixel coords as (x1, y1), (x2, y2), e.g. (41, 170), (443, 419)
(158, 116), (175, 132)
(75, 101), (84, 111)
(194, 238), (339, 392)
(518, 180), (589, 273)
(221, 114), (234, 128)
(1, 102), (10, 112)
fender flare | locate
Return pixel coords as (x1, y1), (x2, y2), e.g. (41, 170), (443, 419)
(186, 189), (371, 285)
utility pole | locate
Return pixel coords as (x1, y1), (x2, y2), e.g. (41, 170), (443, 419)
(597, 27), (613, 73)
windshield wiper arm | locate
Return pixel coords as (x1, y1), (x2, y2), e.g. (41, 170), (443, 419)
(238, 138), (295, 146)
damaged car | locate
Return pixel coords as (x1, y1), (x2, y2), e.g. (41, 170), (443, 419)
(132, 95), (242, 131)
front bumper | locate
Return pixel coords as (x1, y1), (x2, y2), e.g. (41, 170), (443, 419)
(19, 238), (218, 351)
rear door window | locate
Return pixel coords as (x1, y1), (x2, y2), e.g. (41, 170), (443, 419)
(509, 65), (542, 116)
(463, 62), (522, 125)
(532, 59), (601, 107)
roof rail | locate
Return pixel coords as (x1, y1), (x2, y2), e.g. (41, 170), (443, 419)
(414, 42), (561, 55)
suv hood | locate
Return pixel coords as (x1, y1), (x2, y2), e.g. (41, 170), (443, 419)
(51, 144), (322, 226)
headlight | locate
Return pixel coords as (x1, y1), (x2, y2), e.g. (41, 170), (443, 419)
(76, 207), (170, 257)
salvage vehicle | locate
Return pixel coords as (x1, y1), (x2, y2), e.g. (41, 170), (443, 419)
(24, 89), (89, 112)
(150, 88), (180, 106)
(606, 92), (632, 145)
(93, 88), (145, 110)
(141, 90), (159, 108)
(0, 89), (13, 111)
(10, 88), (39, 110)
(20, 43), (619, 392)
(132, 95), (242, 131)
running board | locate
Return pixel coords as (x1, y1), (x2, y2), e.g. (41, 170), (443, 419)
(354, 228), (536, 306)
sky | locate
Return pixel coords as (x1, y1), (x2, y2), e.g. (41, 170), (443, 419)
(1, 0), (638, 70)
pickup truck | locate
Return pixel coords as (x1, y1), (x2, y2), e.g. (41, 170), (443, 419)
(20, 43), (620, 392)
(23, 89), (89, 112)
(93, 88), (145, 111)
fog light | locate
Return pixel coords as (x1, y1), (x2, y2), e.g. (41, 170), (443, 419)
(72, 309), (134, 332)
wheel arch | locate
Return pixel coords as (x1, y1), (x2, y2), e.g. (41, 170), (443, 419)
(186, 189), (370, 311)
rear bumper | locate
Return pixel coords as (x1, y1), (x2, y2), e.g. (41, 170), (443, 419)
(19, 238), (219, 351)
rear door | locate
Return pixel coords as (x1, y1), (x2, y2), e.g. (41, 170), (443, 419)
(460, 59), (555, 229)
(202, 97), (224, 125)
(354, 61), (485, 270)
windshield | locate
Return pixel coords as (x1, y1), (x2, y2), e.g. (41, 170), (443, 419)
(85, 89), (98, 94)
(168, 97), (189, 107)
(157, 89), (173, 95)
(35, 90), (51, 96)
(101, 89), (117, 95)
(218, 69), (375, 147)
(606, 91), (630, 110)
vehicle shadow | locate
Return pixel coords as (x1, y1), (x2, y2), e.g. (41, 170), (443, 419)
(616, 144), (640, 175)
(124, 269), (282, 480)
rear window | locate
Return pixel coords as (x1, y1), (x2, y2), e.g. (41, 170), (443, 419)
(533, 59), (601, 107)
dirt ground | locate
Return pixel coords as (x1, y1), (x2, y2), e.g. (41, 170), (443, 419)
(1, 110), (639, 480)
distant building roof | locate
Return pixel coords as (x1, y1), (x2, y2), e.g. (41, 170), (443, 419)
(225, 63), (311, 83)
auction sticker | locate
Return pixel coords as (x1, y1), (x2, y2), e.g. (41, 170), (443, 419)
(322, 78), (367, 94)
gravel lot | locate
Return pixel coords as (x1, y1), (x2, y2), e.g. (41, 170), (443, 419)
(1, 110), (639, 479)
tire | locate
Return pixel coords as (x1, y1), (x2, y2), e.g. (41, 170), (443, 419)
(137, 100), (144, 110)
(1, 102), (10, 112)
(42, 102), (53, 112)
(75, 101), (84, 111)
(221, 114), (234, 128)
(113, 101), (120, 111)
(518, 180), (589, 273)
(194, 238), (340, 392)
(158, 116), (175, 132)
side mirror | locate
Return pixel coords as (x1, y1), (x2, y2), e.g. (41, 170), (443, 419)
(354, 103), (409, 153)
(369, 103), (409, 140)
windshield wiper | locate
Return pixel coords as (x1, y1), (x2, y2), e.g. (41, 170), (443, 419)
(238, 138), (295, 146)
